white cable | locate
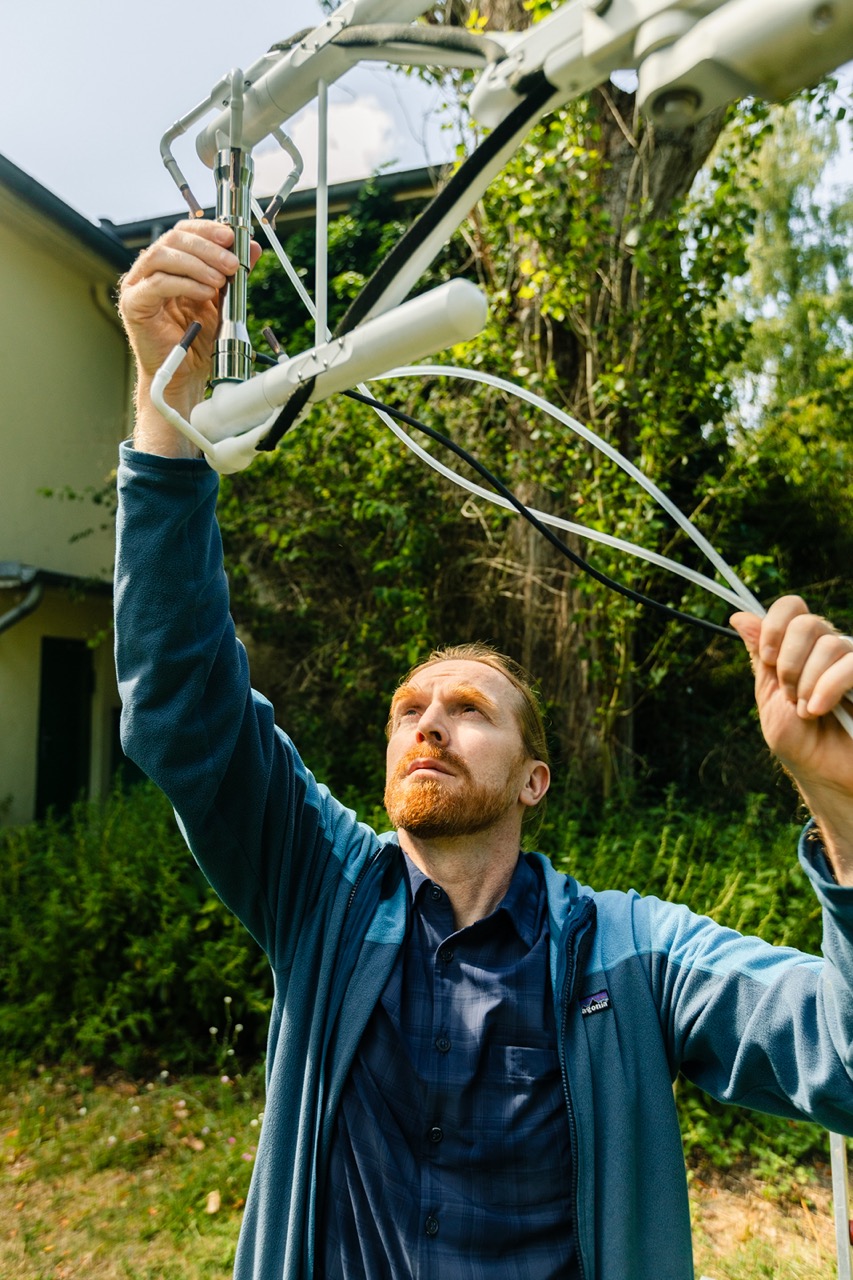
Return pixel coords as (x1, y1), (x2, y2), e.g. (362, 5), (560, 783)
(385, 364), (764, 614)
(316, 80), (329, 347)
(253, 197), (317, 315)
(366, 396), (751, 612)
(373, 367), (853, 743)
(251, 217), (752, 612)
(150, 342), (279, 474)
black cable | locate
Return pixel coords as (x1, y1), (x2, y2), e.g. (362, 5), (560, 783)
(333, 72), (557, 339)
(257, 378), (316, 452)
(344, 389), (737, 640)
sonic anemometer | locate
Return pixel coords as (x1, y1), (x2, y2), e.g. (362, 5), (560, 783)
(149, 0), (853, 679)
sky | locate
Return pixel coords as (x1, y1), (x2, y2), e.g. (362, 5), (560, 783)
(4, 0), (457, 227)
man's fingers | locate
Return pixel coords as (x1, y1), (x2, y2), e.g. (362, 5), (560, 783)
(729, 611), (762, 660)
(755, 595), (810, 665)
(775, 611), (841, 704)
(733, 595), (853, 720)
(803, 642), (853, 718)
(120, 222), (260, 331)
(121, 270), (220, 318)
(124, 239), (236, 292)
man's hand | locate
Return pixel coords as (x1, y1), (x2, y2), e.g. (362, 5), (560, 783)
(118, 220), (261, 455)
(731, 596), (853, 880)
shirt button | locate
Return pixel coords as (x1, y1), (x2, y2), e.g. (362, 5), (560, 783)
(425, 1215), (439, 1237)
(428, 1125), (444, 1144)
(438, 946), (454, 964)
(434, 1035), (451, 1053)
(429, 885), (443, 901)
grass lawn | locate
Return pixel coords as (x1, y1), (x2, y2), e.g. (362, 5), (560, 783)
(1, 1066), (844, 1279)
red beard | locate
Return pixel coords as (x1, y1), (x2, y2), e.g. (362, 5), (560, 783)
(384, 743), (522, 838)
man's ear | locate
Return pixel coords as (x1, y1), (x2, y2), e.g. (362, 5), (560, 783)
(520, 761), (550, 808)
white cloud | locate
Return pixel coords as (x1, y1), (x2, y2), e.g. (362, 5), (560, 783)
(252, 95), (399, 196)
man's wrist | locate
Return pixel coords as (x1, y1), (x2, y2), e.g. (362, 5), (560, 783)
(797, 787), (853, 885)
(133, 374), (206, 459)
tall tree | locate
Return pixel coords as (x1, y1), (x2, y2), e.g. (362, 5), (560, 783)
(727, 94), (852, 415)
(398, 0), (758, 796)
(221, 5), (834, 810)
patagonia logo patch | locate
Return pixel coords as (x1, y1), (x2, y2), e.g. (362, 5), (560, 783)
(580, 989), (611, 1017)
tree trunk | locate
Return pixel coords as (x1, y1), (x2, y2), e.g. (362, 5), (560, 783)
(464, 23), (728, 791)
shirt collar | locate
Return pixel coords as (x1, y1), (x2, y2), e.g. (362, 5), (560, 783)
(401, 849), (542, 947)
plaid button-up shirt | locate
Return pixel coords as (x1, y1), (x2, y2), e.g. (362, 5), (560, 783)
(321, 850), (577, 1278)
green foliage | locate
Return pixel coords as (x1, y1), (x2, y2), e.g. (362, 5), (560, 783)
(0, 784), (271, 1074)
(719, 358), (853, 627)
(727, 99), (852, 414)
(218, 401), (482, 796)
(547, 788), (821, 950)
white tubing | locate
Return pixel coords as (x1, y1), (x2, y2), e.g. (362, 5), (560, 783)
(253, 197), (316, 315)
(253, 216), (749, 610)
(316, 80), (329, 347)
(363, 394), (751, 610)
(385, 363), (765, 614)
(150, 344), (280, 475)
(190, 281), (488, 442)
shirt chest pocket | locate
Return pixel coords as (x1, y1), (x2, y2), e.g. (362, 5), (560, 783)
(489, 1043), (561, 1084)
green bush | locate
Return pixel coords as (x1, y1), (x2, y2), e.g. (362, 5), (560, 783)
(545, 787), (821, 951)
(0, 783), (271, 1074)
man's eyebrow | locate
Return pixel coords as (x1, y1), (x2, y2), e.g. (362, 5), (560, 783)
(389, 682), (419, 713)
(445, 682), (500, 712)
(389, 681), (500, 715)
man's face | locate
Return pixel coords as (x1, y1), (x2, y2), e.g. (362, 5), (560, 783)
(384, 659), (543, 840)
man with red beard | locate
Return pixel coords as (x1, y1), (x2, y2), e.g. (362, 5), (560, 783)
(115, 221), (853, 1280)
(382, 647), (551, 928)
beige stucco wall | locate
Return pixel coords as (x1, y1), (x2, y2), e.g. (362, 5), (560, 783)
(0, 183), (132, 824)
(0, 193), (131, 580)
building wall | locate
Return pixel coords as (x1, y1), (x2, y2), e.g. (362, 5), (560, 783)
(0, 203), (131, 580)
(0, 184), (131, 824)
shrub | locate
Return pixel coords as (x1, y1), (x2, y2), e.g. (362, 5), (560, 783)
(0, 783), (271, 1073)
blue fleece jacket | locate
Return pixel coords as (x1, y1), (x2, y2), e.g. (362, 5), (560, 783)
(114, 444), (853, 1280)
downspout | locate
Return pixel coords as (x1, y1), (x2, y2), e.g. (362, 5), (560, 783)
(91, 282), (135, 438)
(0, 567), (45, 636)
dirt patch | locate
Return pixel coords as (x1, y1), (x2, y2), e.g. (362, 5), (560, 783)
(690, 1169), (841, 1279)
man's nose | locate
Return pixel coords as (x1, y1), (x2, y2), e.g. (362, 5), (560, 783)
(415, 706), (446, 744)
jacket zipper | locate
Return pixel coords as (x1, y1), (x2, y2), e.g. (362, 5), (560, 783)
(345, 852), (374, 915)
(560, 896), (595, 1280)
(309, 849), (382, 1276)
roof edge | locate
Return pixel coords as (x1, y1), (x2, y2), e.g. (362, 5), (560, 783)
(0, 561), (112, 595)
(0, 153), (134, 272)
(107, 164), (446, 247)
